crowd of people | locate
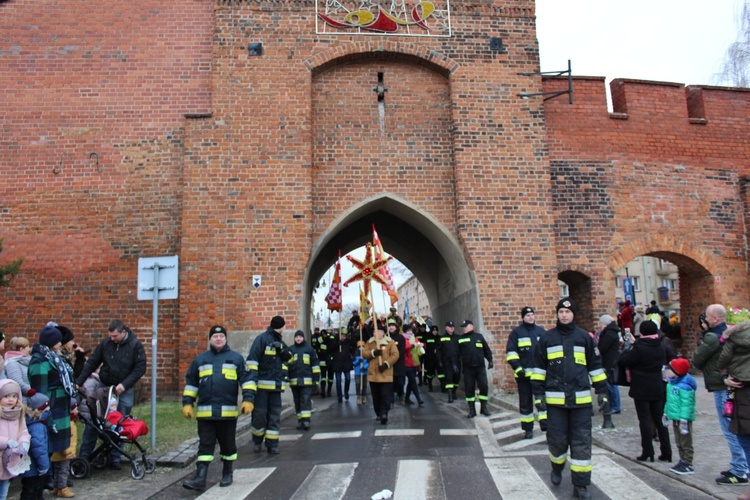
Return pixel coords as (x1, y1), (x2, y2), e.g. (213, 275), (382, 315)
(0, 319), (146, 499)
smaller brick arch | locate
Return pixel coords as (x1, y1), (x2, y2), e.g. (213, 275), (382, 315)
(557, 269), (594, 332)
(608, 235), (715, 278)
(303, 41), (460, 78)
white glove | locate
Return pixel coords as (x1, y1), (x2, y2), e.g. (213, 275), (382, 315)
(6, 440), (18, 449)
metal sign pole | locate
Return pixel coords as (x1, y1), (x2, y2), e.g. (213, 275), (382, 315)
(150, 264), (159, 451)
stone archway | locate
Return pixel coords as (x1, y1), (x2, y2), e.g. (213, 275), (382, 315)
(300, 194), (479, 334)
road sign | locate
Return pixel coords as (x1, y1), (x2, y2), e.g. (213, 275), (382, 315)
(138, 256), (179, 300)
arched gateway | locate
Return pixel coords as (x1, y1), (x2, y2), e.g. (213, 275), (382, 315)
(1, 0), (748, 398)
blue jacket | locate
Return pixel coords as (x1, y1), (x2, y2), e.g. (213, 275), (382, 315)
(354, 354), (369, 376)
(664, 373), (697, 422)
(21, 414), (50, 478)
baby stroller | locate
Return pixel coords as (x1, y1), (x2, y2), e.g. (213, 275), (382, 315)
(70, 386), (156, 480)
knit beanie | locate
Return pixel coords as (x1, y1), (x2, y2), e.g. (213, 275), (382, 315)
(556, 298), (576, 316)
(0, 380), (21, 400)
(209, 325), (227, 339)
(294, 330), (304, 338)
(599, 314), (615, 326)
(639, 320), (658, 336)
(58, 325), (74, 345)
(669, 358), (690, 377)
(270, 316), (285, 329)
(26, 389), (49, 411)
(39, 325), (62, 348)
(521, 307), (535, 318)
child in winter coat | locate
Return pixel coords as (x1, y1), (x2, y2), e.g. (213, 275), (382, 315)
(662, 357), (697, 476)
(354, 345), (369, 405)
(50, 401), (78, 498)
(20, 390), (51, 500)
(0, 379), (32, 500)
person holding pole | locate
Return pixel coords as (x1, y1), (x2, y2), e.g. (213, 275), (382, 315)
(75, 320), (146, 469)
(363, 326), (399, 424)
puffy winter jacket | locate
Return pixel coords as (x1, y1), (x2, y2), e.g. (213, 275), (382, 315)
(664, 374), (697, 422)
(506, 322), (545, 378)
(288, 341), (320, 387)
(246, 327), (292, 398)
(183, 344), (252, 419)
(75, 329), (146, 391)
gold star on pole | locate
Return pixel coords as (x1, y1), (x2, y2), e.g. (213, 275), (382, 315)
(343, 243), (391, 297)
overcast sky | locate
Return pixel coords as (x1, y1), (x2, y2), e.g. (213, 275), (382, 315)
(313, 1), (744, 322)
(536, 0), (740, 89)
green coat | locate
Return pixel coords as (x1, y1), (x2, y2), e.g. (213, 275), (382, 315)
(718, 321), (750, 383)
(692, 323), (728, 392)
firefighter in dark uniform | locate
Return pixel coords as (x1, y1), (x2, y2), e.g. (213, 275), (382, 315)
(423, 325), (441, 392)
(317, 329), (334, 398)
(288, 330), (320, 430)
(182, 325), (254, 491)
(437, 321), (460, 402)
(246, 315), (293, 455)
(457, 319), (493, 418)
(506, 306), (547, 438)
(531, 298), (608, 500)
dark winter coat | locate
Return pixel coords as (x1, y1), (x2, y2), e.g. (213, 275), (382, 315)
(75, 329), (147, 391)
(618, 336), (666, 401)
(330, 337), (354, 373)
(718, 321), (750, 383)
(692, 323), (728, 392)
(246, 327), (293, 399)
(437, 333), (460, 374)
(531, 321), (608, 408)
(506, 322), (546, 378)
(597, 322), (621, 372)
(288, 341), (320, 387)
(183, 343), (252, 420)
(390, 331), (406, 377)
(730, 384), (750, 436)
(458, 331), (493, 369)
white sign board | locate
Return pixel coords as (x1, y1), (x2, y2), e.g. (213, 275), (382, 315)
(137, 255), (179, 300)
(253, 275), (262, 290)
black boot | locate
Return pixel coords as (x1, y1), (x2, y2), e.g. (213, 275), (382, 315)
(220, 460), (233, 487)
(467, 403), (476, 418)
(480, 401), (491, 417)
(602, 413), (615, 429)
(573, 485), (591, 499)
(447, 389), (454, 403)
(550, 467), (562, 486)
(183, 462), (209, 491)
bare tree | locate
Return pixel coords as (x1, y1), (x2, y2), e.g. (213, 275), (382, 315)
(714, 1), (750, 87)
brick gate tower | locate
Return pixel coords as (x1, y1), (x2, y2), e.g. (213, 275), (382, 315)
(1, 0), (748, 397)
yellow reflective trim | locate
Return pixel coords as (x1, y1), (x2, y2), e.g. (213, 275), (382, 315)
(574, 351), (586, 365)
(590, 372), (607, 383)
(550, 453), (567, 465)
(199, 365), (213, 378)
(517, 338), (532, 347)
(220, 453), (238, 461)
(506, 352), (520, 361)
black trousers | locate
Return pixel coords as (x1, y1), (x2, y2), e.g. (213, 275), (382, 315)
(370, 381), (393, 419)
(20, 475), (46, 500)
(442, 360), (460, 390)
(251, 391), (282, 449)
(393, 375), (405, 399)
(291, 385), (312, 423)
(405, 366), (422, 403)
(463, 366), (488, 402)
(423, 355), (439, 386)
(197, 419), (238, 462)
(634, 398), (671, 458)
(517, 376), (535, 431)
(546, 406), (592, 487)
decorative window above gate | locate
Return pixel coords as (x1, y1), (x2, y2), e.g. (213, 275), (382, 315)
(316, 0), (451, 37)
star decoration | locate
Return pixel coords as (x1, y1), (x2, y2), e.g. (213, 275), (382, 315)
(343, 243), (391, 297)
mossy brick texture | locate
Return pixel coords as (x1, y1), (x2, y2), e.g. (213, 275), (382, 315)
(1, 0), (748, 395)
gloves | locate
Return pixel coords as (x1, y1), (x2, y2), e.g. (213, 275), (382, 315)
(679, 420), (689, 435)
(534, 398), (546, 413)
(487, 362), (494, 369)
(271, 341), (283, 351)
(378, 363), (388, 373)
(597, 394), (610, 413)
(6, 440), (18, 449)
(241, 401), (254, 415)
(182, 405), (194, 419)
(661, 414), (669, 427)
(372, 349), (382, 357)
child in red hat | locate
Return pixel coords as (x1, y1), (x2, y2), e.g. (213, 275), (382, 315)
(662, 357), (697, 475)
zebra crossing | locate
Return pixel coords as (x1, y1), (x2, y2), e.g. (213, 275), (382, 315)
(194, 453), (667, 500)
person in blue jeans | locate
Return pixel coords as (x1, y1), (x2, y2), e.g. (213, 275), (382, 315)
(693, 305), (749, 485)
(597, 315), (621, 423)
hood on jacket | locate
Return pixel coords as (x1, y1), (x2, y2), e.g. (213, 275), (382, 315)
(727, 321), (750, 349)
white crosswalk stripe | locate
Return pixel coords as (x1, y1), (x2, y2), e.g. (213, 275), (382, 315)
(310, 430), (362, 440)
(485, 458), (556, 500)
(195, 466), (274, 500)
(592, 454), (669, 500)
(393, 459), (446, 499)
(291, 463), (359, 500)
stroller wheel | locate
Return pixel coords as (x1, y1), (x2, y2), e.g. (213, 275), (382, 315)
(131, 462), (146, 480)
(70, 458), (90, 479)
(91, 453), (108, 470)
(143, 457), (156, 474)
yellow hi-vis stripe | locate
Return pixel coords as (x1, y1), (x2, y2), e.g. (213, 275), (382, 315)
(590, 368), (607, 383)
(573, 345), (586, 365)
(550, 453), (567, 465)
(570, 458), (592, 473)
(575, 390), (592, 404)
(547, 345), (563, 360)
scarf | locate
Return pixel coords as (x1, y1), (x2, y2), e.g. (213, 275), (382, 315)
(37, 344), (77, 398)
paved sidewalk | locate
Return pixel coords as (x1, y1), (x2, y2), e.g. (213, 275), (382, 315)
(492, 373), (745, 500)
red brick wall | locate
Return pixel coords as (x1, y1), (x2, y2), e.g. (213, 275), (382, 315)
(2, 1), (748, 397)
